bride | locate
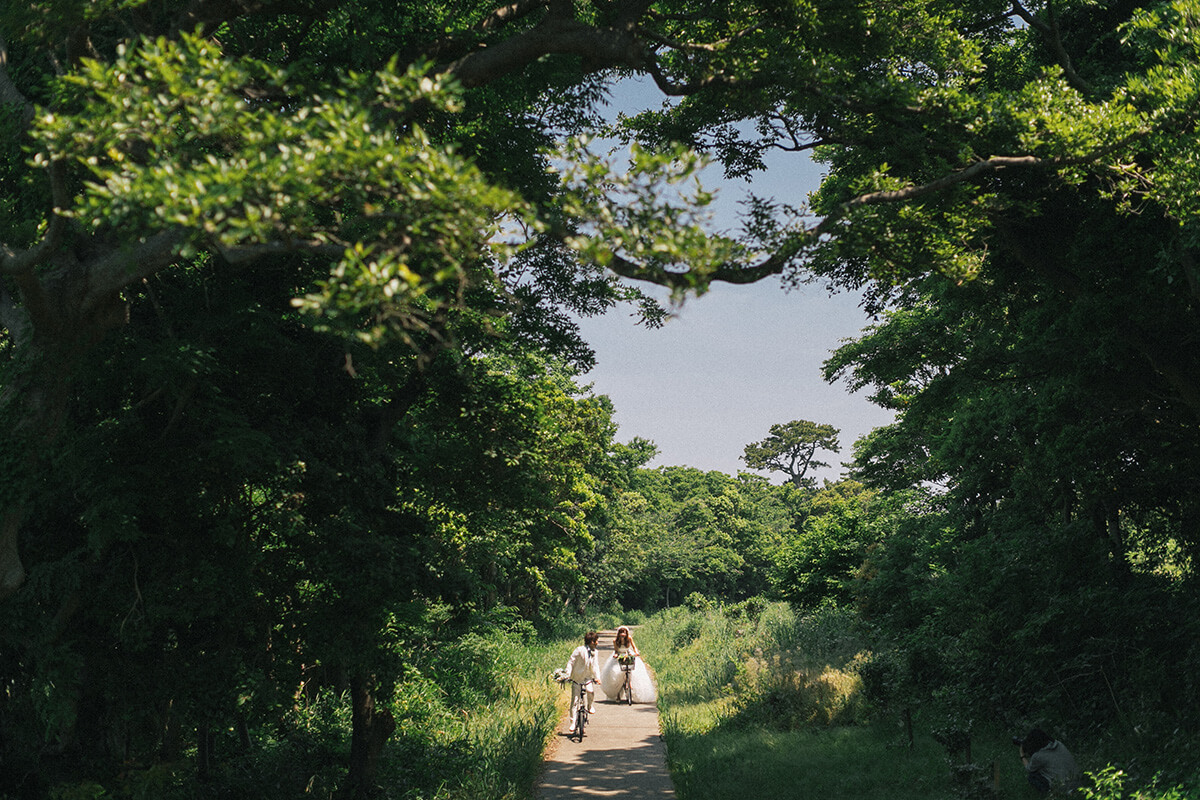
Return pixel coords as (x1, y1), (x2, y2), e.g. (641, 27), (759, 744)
(600, 626), (657, 703)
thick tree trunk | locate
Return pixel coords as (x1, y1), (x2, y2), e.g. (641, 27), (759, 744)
(346, 676), (395, 798)
(0, 231), (178, 600)
(0, 510), (23, 597)
(236, 712), (252, 752)
(1105, 505), (1131, 585)
(197, 724), (215, 781)
(160, 699), (181, 761)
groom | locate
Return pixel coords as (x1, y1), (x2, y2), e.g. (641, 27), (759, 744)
(564, 631), (600, 732)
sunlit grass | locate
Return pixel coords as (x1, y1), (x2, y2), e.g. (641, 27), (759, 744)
(638, 601), (962, 800)
(436, 635), (569, 800)
(364, 629), (575, 800)
(666, 722), (956, 800)
(634, 600), (1200, 800)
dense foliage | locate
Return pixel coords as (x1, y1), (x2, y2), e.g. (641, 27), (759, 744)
(599, 466), (794, 609)
(625, 0), (1200, 789)
(5, 0), (1200, 797)
(0, 0), (743, 795)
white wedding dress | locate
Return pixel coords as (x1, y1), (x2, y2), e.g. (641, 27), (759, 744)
(599, 645), (658, 703)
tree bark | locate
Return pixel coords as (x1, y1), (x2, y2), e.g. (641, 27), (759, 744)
(197, 724), (215, 781)
(0, 511), (23, 597)
(0, 238), (182, 598)
(346, 676), (396, 798)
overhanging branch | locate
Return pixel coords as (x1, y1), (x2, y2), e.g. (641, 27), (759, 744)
(599, 154), (1059, 289)
(0, 34), (34, 121)
(423, 0), (550, 62)
(82, 230), (191, 312)
(1011, 0), (1094, 95)
(839, 155), (1047, 210)
(443, 11), (653, 86)
(216, 239), (348, 265)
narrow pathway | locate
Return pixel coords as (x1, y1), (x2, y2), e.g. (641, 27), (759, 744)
(536, 629), (677, 799)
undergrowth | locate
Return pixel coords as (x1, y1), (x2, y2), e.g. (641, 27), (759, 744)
(638, 598), (1200, 800)
(42, 619), (574, 800)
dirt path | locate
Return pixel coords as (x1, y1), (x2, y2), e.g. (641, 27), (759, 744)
(535, 629), (677, 799)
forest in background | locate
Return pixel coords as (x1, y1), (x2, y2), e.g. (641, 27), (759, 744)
(4, 0), (1200, 797)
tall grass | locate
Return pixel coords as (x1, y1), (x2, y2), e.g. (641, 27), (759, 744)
(639, 600), (1200, 800)
(372, 609), (648, 799)
(639, 600), (965, 800)
(636, 600), (870, 730)
(375, 630), (571, 800)
(137, 625), (580, 800)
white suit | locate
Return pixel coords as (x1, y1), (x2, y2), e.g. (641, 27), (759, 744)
(564, 644), (599, 718)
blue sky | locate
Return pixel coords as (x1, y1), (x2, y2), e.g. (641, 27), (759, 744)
(576, 280), (895, 484)
(572, 80), (895, 484)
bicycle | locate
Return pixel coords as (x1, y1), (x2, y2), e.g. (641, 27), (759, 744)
(554, 670), (593, 741)
(617, 655), (636, 705)
(568, 679), (594, 741)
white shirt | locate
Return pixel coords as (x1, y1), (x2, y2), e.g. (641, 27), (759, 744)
(565, 645), (599, 683)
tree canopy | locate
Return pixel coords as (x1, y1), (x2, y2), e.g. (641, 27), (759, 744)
(7, 0), (1200, 595)
(742, 419), (841, 488)
(6, 0), (1200, 794)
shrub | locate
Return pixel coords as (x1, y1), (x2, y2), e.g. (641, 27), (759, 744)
(730, 650), (869, 730)
(1081, 767), (1197, 800)
(672, 617), (704, 651)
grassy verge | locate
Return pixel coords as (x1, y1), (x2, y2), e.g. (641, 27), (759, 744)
(638, 600), (1200, 800)
(635, 601), (1049, 800)
(377, 629), (572, 800)
(183, 624), (579, 800)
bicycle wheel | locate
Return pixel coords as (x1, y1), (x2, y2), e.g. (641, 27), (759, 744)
(623, 673), (633, 704)
(574, 703), (587, 740)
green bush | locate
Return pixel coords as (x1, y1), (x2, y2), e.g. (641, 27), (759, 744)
(729, 654), (869, 730)
(430, 631), (513, 709)
(1081, 767), (1198, 800)
(673, 617), (705, 651)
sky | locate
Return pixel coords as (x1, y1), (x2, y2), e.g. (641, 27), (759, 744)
(570, 81), (896, 485)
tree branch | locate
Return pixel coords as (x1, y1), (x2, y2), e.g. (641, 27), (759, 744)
(603, 242), (798, 289)
(601, 155), (1056, 289)
(839, 155), (1047, 210)
(0, 34), (34, 123)
(422, 0), (550, 62)
(177, 0), (285, 34)
(82, 233), (351, 313)
(425, 1), (756, 100)
(0, 32), (73, 328)
(81, 230), (190, 312)
(645, 60), (771, 97)
(1, 159), (72, 286)
(443, 13), (654, 86)
(1011, 0), (1093, 94)
(216, 239), (348, 265)
(765, 114), (826, 153)
(0, 32), (50, 338)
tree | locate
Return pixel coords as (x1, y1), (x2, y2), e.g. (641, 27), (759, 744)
(824, 193), (1200, 562)
(2, 3), (785, 789)
(0, 0), (762, 601)
(8, 0), (1200, 788)
(9, 0), (1199, 602)
(0, 263), (626, 793)
(742, 420), (841, 488)
(820, 176), (1200, 750)
(769, 480), (877, 607)
(616, 0), (1200, 413)
(601, 466), (791, 607)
